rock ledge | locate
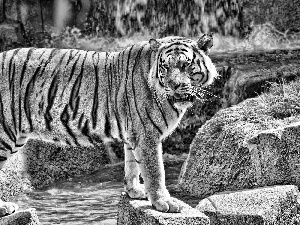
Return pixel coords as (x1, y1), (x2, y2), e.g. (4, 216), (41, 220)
(117, 192), (209, 225)
(197, 185), (300, 225)
(0, 208), (39, 225)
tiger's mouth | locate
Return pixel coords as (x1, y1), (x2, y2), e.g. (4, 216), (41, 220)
(168, 93), (195, 105)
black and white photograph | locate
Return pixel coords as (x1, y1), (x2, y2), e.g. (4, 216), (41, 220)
(0, 0), (300, 224)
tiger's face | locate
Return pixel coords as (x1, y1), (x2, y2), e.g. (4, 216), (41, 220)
(149, 35), (218, 110)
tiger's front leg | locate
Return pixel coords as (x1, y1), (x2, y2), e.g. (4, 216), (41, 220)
(131, 136), (184, 213)
(124, 143), (146, 199)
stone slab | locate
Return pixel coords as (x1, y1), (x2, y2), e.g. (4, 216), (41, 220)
(117, 192), (210, 225)
(0, 208), (39, 225)
(196, 185), (300, 225)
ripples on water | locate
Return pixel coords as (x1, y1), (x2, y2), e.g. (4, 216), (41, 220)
(14, 181), (123, 225)
(12, 157), (186, 224)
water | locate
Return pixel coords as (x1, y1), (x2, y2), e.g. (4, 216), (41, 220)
(14, 181), (123, 225)
(11, 156), (187, 225)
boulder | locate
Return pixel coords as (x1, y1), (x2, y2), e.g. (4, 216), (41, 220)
(178, 96), (300, 198)
(0, 208), (39, 225)
(117, 192), (209, 225)
(21, 140), (110, 188)
(0, 139), (110, 203)
(197, 185), (300, 225)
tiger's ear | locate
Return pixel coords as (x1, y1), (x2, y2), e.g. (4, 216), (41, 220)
(149, 38), (161, 51)
(197, 33), (213, 55)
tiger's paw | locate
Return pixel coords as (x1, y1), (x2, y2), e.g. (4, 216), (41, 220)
(0, 201), (18, 217)
(151, 196), (184, 213)
(126, 184), (147, 199)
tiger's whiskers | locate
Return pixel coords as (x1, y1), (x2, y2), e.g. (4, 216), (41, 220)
(190, 86), (219, 102)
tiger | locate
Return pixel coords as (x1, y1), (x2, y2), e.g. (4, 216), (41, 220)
(0, 34), (218, 216)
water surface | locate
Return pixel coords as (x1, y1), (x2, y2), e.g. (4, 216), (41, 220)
(14, 181), (123, 225)
(13, 156), (187, 224)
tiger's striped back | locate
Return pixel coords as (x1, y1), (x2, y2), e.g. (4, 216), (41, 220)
(0, 40), (187, 160)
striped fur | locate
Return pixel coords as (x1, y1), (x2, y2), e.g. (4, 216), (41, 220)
(0, 35), (218, 213)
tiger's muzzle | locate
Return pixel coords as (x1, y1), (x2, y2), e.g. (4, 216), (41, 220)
(165, 82), (196, 107)
(163, 68), (195, 106)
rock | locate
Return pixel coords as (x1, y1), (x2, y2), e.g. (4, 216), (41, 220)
(22, 140), (110, 188)
(196, 185), (300, 225)
(0, 139), (110, 203)
(211, 49), (300, 108)
(244, 121), (300, 187)
(117, 192), (209, 225)
(178, 96), (300, 198)
(0, 208), (39, 225)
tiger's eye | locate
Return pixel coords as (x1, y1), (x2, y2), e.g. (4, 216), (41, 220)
(182, 62), (189, 70)
(161, 64), (169, 70)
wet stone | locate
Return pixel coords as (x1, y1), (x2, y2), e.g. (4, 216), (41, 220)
(117, 192), (209, 225)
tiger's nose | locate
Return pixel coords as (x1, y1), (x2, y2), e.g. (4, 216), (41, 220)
(174, 84), (181, 89)
(166, 79), (178, 89)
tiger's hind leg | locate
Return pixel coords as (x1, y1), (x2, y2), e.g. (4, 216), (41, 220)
(124, 143), (146, 199)
(104, 141), (120, 164)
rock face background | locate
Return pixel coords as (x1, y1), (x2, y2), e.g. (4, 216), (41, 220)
(1, 0), (300, 50)
(1, 0), (300, 37)
(178, 97), (300, 198)
(0, 0), (242, 38)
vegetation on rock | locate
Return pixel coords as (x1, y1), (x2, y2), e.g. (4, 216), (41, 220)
(258, 79), (300, 120)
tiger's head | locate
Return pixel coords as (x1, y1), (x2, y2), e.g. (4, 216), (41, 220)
(149, 34), (219, 110)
